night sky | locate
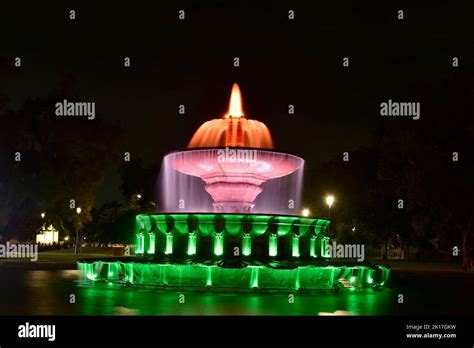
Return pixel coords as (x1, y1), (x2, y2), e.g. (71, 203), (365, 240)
(1, 1), (472, 205)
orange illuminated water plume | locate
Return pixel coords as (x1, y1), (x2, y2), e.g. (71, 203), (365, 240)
(187, 83), (274, 149)
(225, 83), (244, 118)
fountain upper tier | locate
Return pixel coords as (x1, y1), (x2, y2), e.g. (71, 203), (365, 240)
(187, 83), (274, 149)
(168, 83), (303, 213)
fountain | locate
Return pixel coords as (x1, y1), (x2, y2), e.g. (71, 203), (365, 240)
(78, 83), (390, 291)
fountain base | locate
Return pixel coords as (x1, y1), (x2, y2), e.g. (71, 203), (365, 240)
(78, 259), (390, 291)
(77, 213), (391, 291)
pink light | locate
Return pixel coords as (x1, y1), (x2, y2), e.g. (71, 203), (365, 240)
(169, 149), (303, 213)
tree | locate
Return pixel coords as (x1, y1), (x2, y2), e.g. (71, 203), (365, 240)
(0, 69), (125, 240)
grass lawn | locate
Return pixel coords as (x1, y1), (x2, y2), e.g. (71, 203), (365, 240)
(36, 247), (116, 261)
(0, 247), (120, 269)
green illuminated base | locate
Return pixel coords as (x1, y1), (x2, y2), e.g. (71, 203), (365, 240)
(78, 260), (390, 292)
(81, 213), (390, 291)
(134, 213), (332, 262)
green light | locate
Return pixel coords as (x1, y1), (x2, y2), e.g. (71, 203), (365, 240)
(187, 233), (197, 256)
(250, 267), (259, 289)
(214, 233), (224, 256)
(269, 235), (278, 257)
(108, 272), (113, 276)
(78, 261), (391, 290)
(123, 213), (390, 290)
(135, 233), (144, 254)
(165, 233), (173, 255)
(321, 237), (330, 257)
(206, 267), (212, 286)
(292, 236), (300, 257)
(147, 233), (155, 254)
(295, 268), (301, 290)
(310, 236), (317, 258)
(134, 213), (333, 261)
(136, 213), (330, 238)
(242, 234), (251, 256)
(127, 263), (134, 284)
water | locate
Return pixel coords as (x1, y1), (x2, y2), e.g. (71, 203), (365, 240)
(0, 269), (472, 315)
(158, 149), (304, 214)
(187, 117), (274, 149)
(158, 155), (213, 212)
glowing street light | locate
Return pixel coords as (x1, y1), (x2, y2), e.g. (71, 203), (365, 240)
(41, 212), (45, 219)
(325, 195), (335, 218)
(326, 195), (334, 209)
(325, 195), (335, 235)
(302, 208), (310, 217)
(136, 194), (142, 199)
(75, 207), (82, 255)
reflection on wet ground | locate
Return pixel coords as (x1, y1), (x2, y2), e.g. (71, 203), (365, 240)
(0, 269), (472, 315)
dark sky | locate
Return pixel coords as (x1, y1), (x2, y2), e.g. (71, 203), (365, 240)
(1, 1), (472, 205)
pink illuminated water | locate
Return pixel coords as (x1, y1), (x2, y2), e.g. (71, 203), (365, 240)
(157, 149), (305, 215)
(156, 84), (304, 215)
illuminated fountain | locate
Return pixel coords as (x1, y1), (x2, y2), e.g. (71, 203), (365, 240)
(162, 83), (304, 214)
(78, 84), (390, 291)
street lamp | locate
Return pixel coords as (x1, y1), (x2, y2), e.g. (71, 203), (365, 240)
(325, 195), (335, 234)
(136, 194), (142, 199)
(75, 207), (81, 255)
(40, 212), (46, 228)
(302, 208), (310, 217)
(325, 195), (334, 215)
